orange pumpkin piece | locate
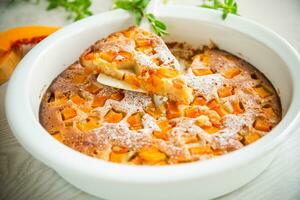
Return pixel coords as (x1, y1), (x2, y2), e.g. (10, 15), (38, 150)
(85, 83), (101, 94)
(146, 75), (163, 92)
(104, 109), (124, 123)
(177, 155), (194, 163)
(223, 68), (241, 79)
(189, 145), (212, 155)
(0, 25), (59, 53)
(155, 160), (168, 165)
(124, 74), (141, 88)
(207, 110), (221, 124)
(192, 68), (213, 76)
(129, 156), (143, 165)
(218, 86), (234, 97)
(153, 130), (168, 140)
(105, 50), (135, 69)
(153, 120), (171, 140)
(109, 152), (128, 163)
(207, 99), (219, 109)
(112, 146), (129, 154)
(193, 54), (210, 66)
(61, 107), (77, 120)
(207, 100), (227, 117)
(115, 50), (133, 63)
(92, 96), (107, 108)
(183, 135), (199, 144)
(135, 38), (153, 47)
(244, 132), (261, 145)
(158, 120), (171, 130)
(83, 65), (94, 75)
(224, 54), (237, 61)
(0, 50), (22, 84)
(144, 104), (161, 119)
(80, 106), (91, 113)
(213, 149), (224, 155)
(214, 106), (228, 117)
(73, 74), (87, 84)
(0, 26), (59, 84)
(254, 86), (272, 98)
(196, 115), (212, 127)
(139, 147), (167, 164)
(157, 67), (179, 78)
(83, 53), (95, 60)
(192, 96), (206, 106)
(263, 107), (275, 116)
(185, 107), (202, 118)
(51, 94), (68, 106)
(99, 51), (116, 63)
(203, 126), (220, 134)
(110, 92), (124, 101)
(200, 54), (210, 63)
(71, 95), (86, 105)
(77, 116), (100, 131)
(127, 113), (143, 130)
(136, 46), (154, 55)
(253, 118), (271, 132)
(53, 133), (63, 142)
(172, 79), (184, 89)
(232, 100), (245, 114)
(166, 101), (181, 119)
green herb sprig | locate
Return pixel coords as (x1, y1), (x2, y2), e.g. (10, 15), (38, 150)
(114, 0), (168, 36)
(47, 0), (93, 21)
(200, 0), (238, 20)
(9, 0), (93, 21)
(145, 13), (167, 36)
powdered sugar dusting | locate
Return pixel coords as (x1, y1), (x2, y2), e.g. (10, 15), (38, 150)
(184, 69), (224, 100)
(94, 122), (151, 150)
(142, 113), (160, 131)
(135, 52), (157, 69)
(154, 43), (181, 71)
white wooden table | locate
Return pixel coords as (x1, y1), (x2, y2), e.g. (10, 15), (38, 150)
(1, 0), (300, 199)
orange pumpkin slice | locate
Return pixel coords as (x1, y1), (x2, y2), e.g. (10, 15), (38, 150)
(0, 50), (22, 84)
(0, 26), (59, 84)
(0, 25), (60, 53)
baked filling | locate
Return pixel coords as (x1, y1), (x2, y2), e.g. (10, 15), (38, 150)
(80, 26), (193, 104)
(39, 29), (281, 166)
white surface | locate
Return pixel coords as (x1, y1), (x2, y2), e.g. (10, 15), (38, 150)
(1, 0), (300, 200)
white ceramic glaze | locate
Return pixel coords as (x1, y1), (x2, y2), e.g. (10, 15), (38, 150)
(5, 5), (300, 200)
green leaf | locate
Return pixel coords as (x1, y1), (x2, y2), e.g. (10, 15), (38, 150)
(47, 2), (58, 10)
(199, 0), (239, 20)
(114, 0), (168, 36)
(222, 10), (228, 19)
(45, 0), (93, 21)
(200, 4), (215, 9)
(145, 13), (168, 36)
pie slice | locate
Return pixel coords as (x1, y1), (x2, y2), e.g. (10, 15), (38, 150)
(80, 26), (193, 104)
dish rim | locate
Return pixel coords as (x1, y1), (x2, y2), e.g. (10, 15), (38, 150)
(5, 5), (300, 183)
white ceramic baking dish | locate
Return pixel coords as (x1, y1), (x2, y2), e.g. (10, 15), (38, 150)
(5, 5), (300, 200)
